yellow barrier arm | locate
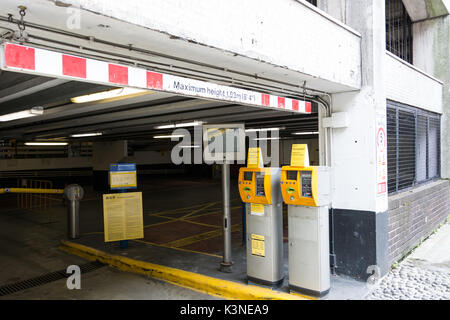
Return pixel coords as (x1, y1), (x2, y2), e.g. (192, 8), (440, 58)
(0, 188), (64, 194)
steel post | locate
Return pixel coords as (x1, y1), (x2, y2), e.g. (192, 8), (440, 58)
(220, 163), (233, 272)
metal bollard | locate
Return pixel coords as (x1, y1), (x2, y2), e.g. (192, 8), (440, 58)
(64, 184), (84, 239)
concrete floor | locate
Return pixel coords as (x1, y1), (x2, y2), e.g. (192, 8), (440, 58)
(1, 266), (220, 300)
(0, 176), (370, 300)
(0, 178), (226, 300)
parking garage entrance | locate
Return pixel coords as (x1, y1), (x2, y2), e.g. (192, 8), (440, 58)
(0, 42), (321, 298)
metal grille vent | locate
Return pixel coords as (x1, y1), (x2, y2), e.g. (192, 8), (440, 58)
(0, 261), (104, 297)
(386, 0), (413, 64)
(387, 101), (441, 194)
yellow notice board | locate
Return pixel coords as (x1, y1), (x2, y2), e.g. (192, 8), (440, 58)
(251, 234), (265, 257)
(103, 192), (144, 242)
(247, 147), (263, 168)
(110, 171), (137, 189)
(291, 144), (309, 167)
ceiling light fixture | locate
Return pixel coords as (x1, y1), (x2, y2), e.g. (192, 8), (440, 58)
(0, 106), (44, 122)
(153, 135), (185, 139)
(25, 142), (68, 146)
(155, 121), (204, 129)
(70, 132), (103, 138)
(292, 131), (319, 135)
(252, 137), (281, 141)
(70, 88), (149, 104)
(245, 127), (284, 132)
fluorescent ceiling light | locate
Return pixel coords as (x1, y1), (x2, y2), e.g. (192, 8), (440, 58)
(70, 132), (103, 138)
(292, 131), (319, 135)
(153, 135), (185, 139)
(252, 137), (281, 141)
(0, 107), (44, 122)
(71, 88), (149, 104)
(25, 142), (68, 146)
(245, 127), (283, 132)
(179, 145), (201, 148)
(155, 121), (203, 129)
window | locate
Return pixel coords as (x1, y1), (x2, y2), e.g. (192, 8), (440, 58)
(386, 0), (413, 64)
(387, 101), (441, 194)
(305, 0), (317, 6)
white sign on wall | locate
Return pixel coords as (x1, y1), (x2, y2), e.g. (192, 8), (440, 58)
(376, 111), (388, 207)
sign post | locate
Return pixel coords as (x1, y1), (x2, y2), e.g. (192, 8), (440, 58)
(203, 124), (246, 273)
(105, 163), (140, 249)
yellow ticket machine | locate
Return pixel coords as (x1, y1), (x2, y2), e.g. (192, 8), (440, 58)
(280, 145), (331, 297)
(238, 149), (284, 287)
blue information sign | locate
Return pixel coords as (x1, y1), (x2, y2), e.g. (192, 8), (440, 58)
(109, 163), (137, 190)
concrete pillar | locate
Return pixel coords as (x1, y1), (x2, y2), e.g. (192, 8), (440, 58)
(324, 1), (390, 280)
(412, 16), (450, 179)
(92, 140), (128, 191)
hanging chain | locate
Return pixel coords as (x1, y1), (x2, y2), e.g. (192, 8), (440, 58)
(17, 6), (27, 40)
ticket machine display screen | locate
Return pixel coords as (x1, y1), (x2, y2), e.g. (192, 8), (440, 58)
(286, 171), (297, 181)
(301, 171), (312, 198)
(244, 171), (253, 181)
(255, 173), (265, 197)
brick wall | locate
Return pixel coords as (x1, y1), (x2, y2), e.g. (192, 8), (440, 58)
(388, 179), (450, 265)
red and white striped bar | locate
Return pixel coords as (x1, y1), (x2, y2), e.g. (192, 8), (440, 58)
(0, 43), (311, 113)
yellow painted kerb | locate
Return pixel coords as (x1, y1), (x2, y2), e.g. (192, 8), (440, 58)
(59, 240), (311, 300)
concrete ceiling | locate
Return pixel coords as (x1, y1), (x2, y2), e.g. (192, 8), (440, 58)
(0, 70), (318, 146)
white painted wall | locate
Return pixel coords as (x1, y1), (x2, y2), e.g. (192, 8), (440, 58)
(0, 0), (362, 93)
(65, 0), (361, 89)
(385, 52), (443, 114)
(329, 0), (388, 213)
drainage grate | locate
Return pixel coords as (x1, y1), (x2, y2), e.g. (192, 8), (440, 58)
(0, 261), (105, 297)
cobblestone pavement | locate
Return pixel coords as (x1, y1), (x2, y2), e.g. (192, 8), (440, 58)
(365, 260), (450, 300)
(366, 223), (450, 300)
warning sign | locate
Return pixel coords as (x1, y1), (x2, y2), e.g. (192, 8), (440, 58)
(376, 115), (388, 195)
(251, 234), (265, 257)
(103, 192), (144, 242)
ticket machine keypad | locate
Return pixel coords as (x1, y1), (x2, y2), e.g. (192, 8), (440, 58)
(255, 173), (265, 197)
(300, 171), (313, 198)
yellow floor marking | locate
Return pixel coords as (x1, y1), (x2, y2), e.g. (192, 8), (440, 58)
(144, 215), (221, 230)
(78, 232), (223, 258)
(144, 216), (179, 229)
(60, 240), (306, 300)
(146, 198), (240, 217)
(145, 205), (242, 229)
(177, 219), (221, 229)
(131, 239), (223, 259)
(180, 202), (218, 219)
(165, 224), (242, 248)
(147, 203), (208, 216)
